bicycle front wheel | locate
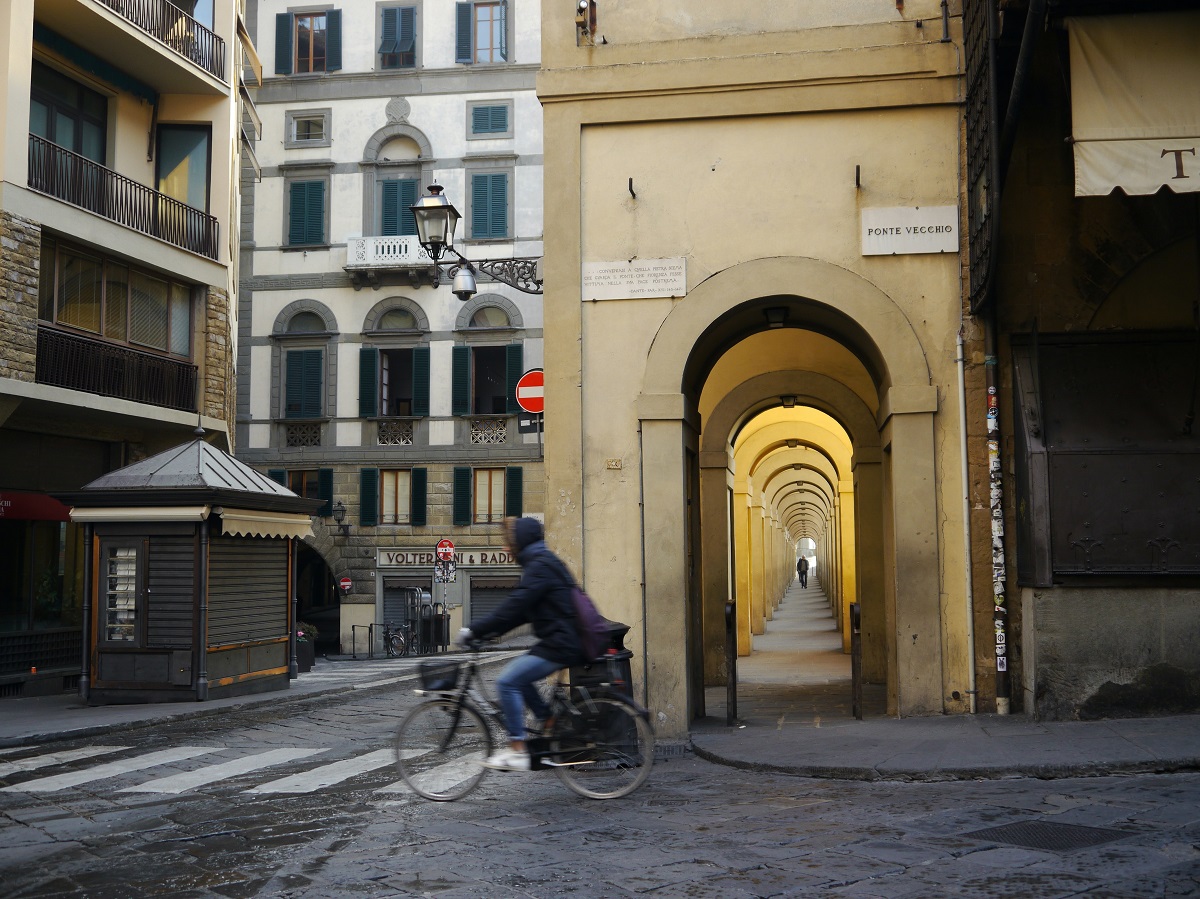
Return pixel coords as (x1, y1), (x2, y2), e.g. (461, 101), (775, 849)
(552, 696), (654, 800)
(395, 699), (492, 801)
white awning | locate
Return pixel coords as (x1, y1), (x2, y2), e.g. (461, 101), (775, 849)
(1068, 12), (1200, 197)
(70, 505), (211, 523)
(216, 508), (313, 540)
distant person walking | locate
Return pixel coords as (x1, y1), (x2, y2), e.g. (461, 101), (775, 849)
(797, 556), (809, 588)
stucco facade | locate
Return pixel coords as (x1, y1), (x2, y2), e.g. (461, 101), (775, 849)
(239, 0), (546, 650)
(539, 1), (973, 738)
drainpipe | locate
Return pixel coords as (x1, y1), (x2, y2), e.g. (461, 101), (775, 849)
(196, 519), (210, 702)
(636, 423), (650, 711)
(985, 315), (1010, 715)
(957, 332), (977, 713)
(80, 523), (93, 702)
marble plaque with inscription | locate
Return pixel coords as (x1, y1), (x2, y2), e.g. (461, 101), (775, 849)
(582, 258), (687, 301)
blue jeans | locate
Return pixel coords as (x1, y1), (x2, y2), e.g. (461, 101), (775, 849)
(495, 653), (561, 742)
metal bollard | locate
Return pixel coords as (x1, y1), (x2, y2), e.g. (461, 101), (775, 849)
(850, 602), (863, 720)
(726, 600), (738, 726)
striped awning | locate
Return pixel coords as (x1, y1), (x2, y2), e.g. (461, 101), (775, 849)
(1069, 12), (1200, 196)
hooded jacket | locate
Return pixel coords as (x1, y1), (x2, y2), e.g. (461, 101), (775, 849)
(467, 517), (585, 666)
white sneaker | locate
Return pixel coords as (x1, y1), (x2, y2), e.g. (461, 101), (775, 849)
(483, 749), (531, 771)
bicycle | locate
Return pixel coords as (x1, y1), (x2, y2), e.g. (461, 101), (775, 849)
(382, 621), (410, 658)
(394, 642), (654, 801)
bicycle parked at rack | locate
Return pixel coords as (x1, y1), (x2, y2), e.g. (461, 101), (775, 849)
(394, 642), (654, 801)
(382, 621), (411, 658)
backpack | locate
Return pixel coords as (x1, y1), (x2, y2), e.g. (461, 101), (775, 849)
(571, 585), (609, 661)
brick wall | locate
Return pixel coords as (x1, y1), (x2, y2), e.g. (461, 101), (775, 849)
(0, 211), (40, 382)
(204, 286), (234, 445)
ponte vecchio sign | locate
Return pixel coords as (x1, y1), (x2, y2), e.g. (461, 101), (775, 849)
(861, 206), (958, 256)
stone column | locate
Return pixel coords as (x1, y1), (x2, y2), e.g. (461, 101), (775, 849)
(854, 457), (887, 683)
(638, 397), (691, 740)
(733, 482), (753, 656)
(698, 451), (732, 683)
(883, 400), (944, 716)
(839, 479), (859, 654)
(0, 211), (39, 384)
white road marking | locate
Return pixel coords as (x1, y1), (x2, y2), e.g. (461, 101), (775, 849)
(245, 748), (395, 794)
(380, 751), (486, 795)
(119, 748), (329, 794)
(0, 747), (218, 793)
(0, 746), (128, 778)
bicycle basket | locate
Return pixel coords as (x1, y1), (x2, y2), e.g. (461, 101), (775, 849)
(418, 660), (462, 692)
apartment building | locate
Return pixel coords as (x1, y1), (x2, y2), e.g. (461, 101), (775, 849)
(240, 0), (544, 651)
(0, 0), (258, 697)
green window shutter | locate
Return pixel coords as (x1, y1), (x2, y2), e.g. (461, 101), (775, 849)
(452, 345), (471, 416)
(317, 468), (334, 517)
(360, 468), (379, 527)
(267, 469), (287, 486)
(289, 181), (325, 246)
(305, 181), (325, 244)
(359, 347), (378, 417)
(410, 467), (427, 527)
(275, 13), (293, 75)
(412, 345), (430, 417)
(472, 105), (508, 135)
(288, 181), (307, 245)
(381, 180), (400, 236)
(471, 173), (508, 240)
(379, 7), (399, 55)
(285, 348), (323, 419)
(455, 3), (473, 63)
(505, 466), (523, 518)
(504, 343), (523, 414)
(399, 179), (418, 235)
(452, 467), (472, 526)
(325, 9), (342, 71)
(381, 179), (418, 236)
(399, 7), (416, 63)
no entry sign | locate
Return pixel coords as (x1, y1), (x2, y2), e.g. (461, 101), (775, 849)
(436, 539), (456, 561)
(515, 368), (544, 415)
(339, 577), (353, 593)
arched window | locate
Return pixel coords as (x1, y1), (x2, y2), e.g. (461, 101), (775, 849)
(288, 311), (326, 332)
(379, 307), (418, 330)
(469, 306), (510, 328)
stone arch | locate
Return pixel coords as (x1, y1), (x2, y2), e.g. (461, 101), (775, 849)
(643, 256), (941, 726)
(455, 293), (524, 331)
(363, 122), (433, 162)
(272, 299), (339, 335)
(362, 295), (430, 333)
(644, 256), (932, 402)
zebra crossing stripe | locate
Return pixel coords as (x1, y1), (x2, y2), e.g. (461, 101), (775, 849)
(0, 746), (129, 778)
(245, 748), (395, 794)
(119, 748), (329, 794)
(379, 751), (483, 795)
(0, 747), (218, 793)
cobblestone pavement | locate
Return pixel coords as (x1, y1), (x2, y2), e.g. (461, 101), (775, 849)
(2, 682), (1199, 898)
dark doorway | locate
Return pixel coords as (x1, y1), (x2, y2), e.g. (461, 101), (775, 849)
(295, 542), (337, 653)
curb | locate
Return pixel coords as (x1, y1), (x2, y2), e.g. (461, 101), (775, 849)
(688, 740), (1200, 783)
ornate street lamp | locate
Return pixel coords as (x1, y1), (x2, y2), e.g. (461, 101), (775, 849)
(410, 184), (543, 299)
(331, 500), (350, 538)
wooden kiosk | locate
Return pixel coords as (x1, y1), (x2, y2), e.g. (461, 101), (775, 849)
(57, 434), (321, 704)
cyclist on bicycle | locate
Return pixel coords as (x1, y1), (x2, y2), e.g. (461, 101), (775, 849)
(457, 516), (585, 772)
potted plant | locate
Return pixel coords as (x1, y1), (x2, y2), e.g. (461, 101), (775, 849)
(296, 621), (318, 672)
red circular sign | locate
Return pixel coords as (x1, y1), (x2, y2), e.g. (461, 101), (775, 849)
(339, 577), (352, 592)
(515, 368), (545, 415)
(436, 539), (456, 561)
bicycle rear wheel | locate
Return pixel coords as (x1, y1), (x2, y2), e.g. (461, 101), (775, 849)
(386, 632), (406, 658)
(395, 699), (492, 801)
(551, 696), (654, 800)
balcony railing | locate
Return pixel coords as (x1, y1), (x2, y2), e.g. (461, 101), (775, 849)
(97, 0), (226, 81)
(28, 135), (219, 260)
(36, 326), (197, 412)
(345, 236), (435, 289)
